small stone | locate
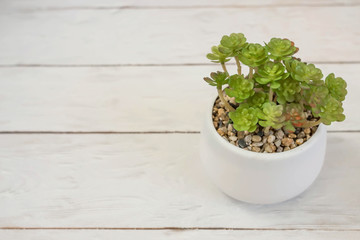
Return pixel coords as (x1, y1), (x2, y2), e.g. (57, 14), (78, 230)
(297, 131), (306, 138)
(270, 143), (276, 151)
(269, 130), (274, 136)
(264, 127), (270, 136)
(275, 129), (285, 139)
(290, 143), (296, 149)
(244, 135), (252, 145)
(238, 138), (247, 148)
(288, 133), (297, 139)
(296, 138), (304, 145)
(274, 139), (281, 147)
(262, 137), (267, 143)
(281, 137), (294, 147)
(217, 128), (225, 136)
(218, 120), (223, 128)
(306, 135), (311, 140)
(284, 146), (291, 151)
(252, 142), (264, 147)
(237, 131), (245, 138)
(258, 130), (264, 137)
(276, 146), (284, 152)
(312, 126), (318, 134)
(230, 141), (236, 146)
(267, 135), (275, 143)
(304, 128), (311, 134)
(228, 131), (235, 136)
(252, 146), (261, 152)
(227, 124), (233, 132)
(229, 136), (237, 142)
(264, 143), (274, 153)
(247, 146), (252, 151)
(252, 135), (262, 142)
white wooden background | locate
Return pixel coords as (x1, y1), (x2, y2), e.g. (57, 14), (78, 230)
(0, 0), (359, 239)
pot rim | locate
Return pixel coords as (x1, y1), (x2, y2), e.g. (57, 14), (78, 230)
(206, 93), (326, 161)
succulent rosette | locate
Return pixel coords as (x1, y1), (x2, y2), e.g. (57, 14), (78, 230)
(206, 45), (231, 64)
(318, 95), (345, 125)
(283, 103), (307, 131)
(218, 33), (248, 56)
(265, 38), (298, 60)
(225, 74), (255, 102)
(275, 76), (301, 104)
(229, 104), (259, 132)
(238, 43), (268, 67)
(258, 102), (285, 129)
(325, 73), (347, 101)
(203, 71), (228, 88)
(254, 61), (289, 89)
(303, 83), (329, 117)
(247, 92), (268, 108)
(285, 59), (323, 84)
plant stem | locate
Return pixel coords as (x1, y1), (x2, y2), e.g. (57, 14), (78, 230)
(269, 88), (273, 102)
(221, 63), (228, 75)
(234, 56), (242, 75)
(249, 67), (254, 79)
(217, 87), (235, 112)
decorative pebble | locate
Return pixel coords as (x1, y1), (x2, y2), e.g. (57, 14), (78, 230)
(290, 143), (296, 149)
(288, 133), (297, 139)
(258, 130), (264, 137)
(229, 136), (238, 142)
(296, 138), (304, 145)
(264, 144), (274, 153)
(274, 139), (281, 147)
(252, 135), (262, 142)
(244, 135), (252, 145)
(284, 146), (291, 151)
(237, 131), (245, 138)
(281, 138), (294, 147)
(267, 135), (275, 143)
(297, 132), (305, 138)
(252, 142), (264, 147)
(304, 128), (311, 134)
(217, 128), (225, 136)
(252, 146), (261, 152)
(276, 146), (284, 152)
(275, 130), (285, 139)
(238, 138), (247, 148)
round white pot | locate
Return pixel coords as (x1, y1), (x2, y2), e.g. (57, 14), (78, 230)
(200, 96), (327, 204)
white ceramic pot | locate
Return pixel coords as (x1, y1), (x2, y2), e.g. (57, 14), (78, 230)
(200, 96), (327, 204)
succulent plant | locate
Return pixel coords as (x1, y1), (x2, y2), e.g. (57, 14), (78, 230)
(254, 61), (289, 89)
(203, 33), (347, 132)
(225, 74), (255, 103)
(238, 43), (268, 67)
(258, 102), (285, 129)
(218, 33), (248, 56)
(265, 38), (298, 60)
(206, 46), (231, 64)
(325, 73), (347, 101)
(229, 104), (259, 132)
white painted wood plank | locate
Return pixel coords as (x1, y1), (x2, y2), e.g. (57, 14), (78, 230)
(0, 133), (359, 228)
(3, 0), (358, 10)
(0, 64), (357, 131)
(0, 7), (359, 64)
(1, 230), (360, 240)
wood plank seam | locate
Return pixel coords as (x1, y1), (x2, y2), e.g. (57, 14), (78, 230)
(0, 62), (359, 68)
(1, 227), (360, 231)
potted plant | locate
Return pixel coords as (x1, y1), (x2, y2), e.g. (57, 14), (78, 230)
(200, 33), (347, 204)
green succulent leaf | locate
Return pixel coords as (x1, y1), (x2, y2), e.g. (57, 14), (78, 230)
(319, 95), (345, 125)
(203, 71), (228, 87)
(254, 61), (289, 86)
(265, 38), (298, 61)
(238, 43), (269, 67)
(275, 76), (302, 104)
(225, 74), (255, 103)
(284, 59), (323, 83)
(247, 91), (268, 107)
(206, 45), (231, 64)
(257, 102), (285, 129)
(229, 104), (259, 132)
(325, 73), (347, 101)
(219, 33), (248, 56)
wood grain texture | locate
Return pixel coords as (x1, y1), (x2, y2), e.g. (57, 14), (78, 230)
(0, 7), (359, 65)
(0, 133), (359, 229)
(1, 229), (360, 240)
(3, 0), (359, 10)
(0, 64), (357, 132)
